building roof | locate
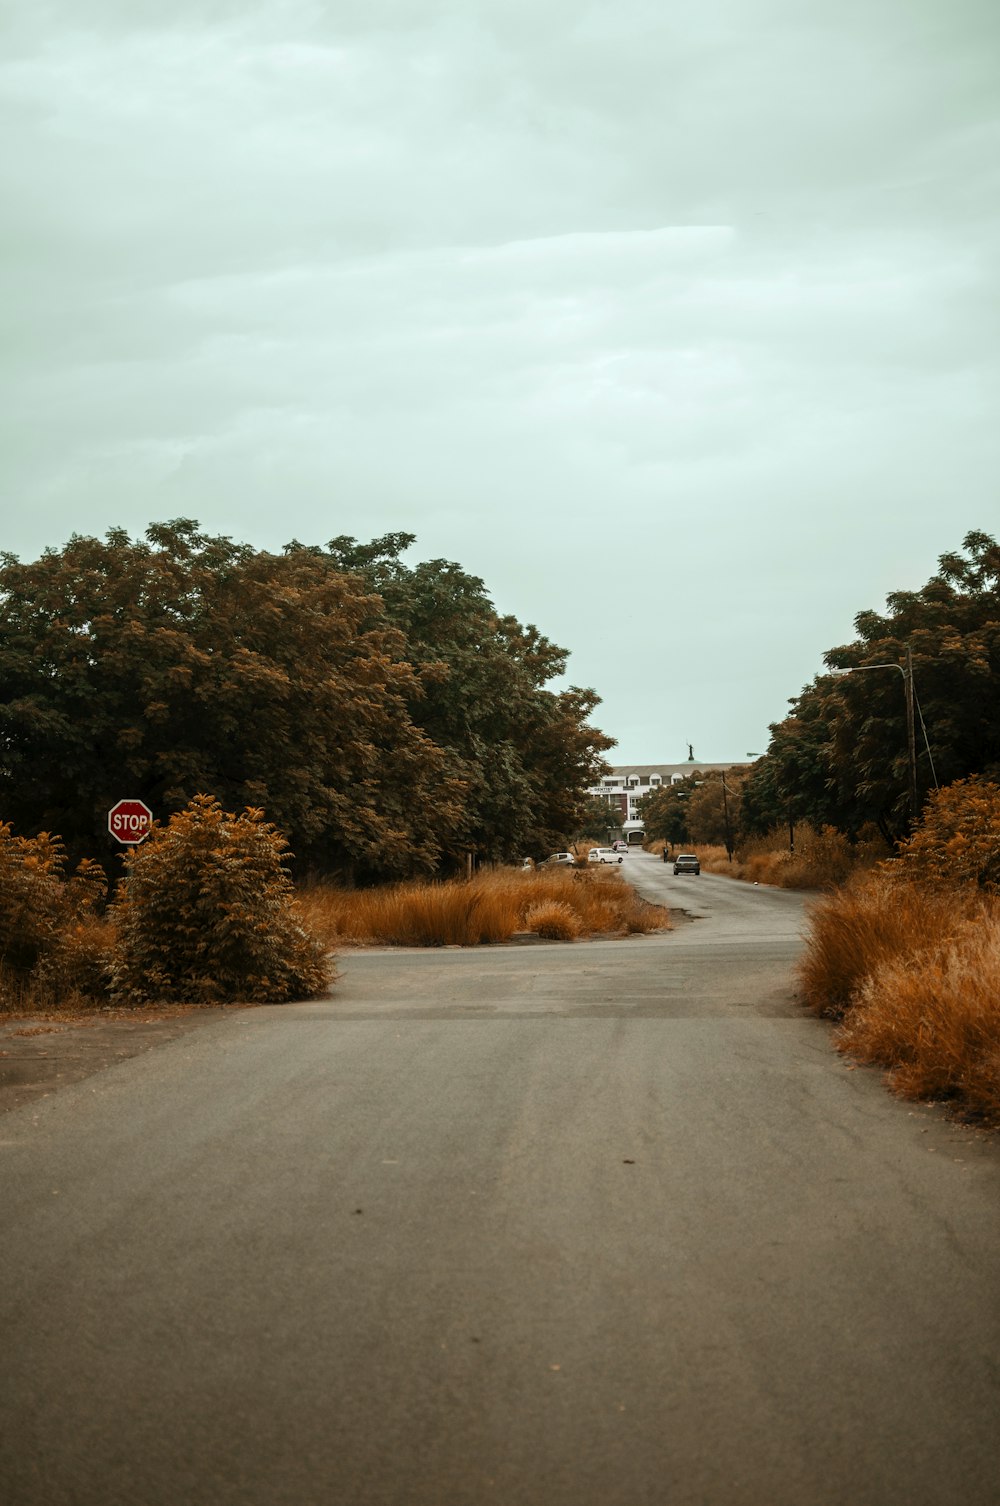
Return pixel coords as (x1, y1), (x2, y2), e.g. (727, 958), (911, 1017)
(599, 762), (753, 779)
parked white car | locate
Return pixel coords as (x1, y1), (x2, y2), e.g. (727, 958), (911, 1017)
(541, 852), (576, 866)
(588, 847), (624, 864)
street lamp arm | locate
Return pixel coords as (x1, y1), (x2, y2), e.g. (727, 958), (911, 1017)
(829, 664), (905, 677)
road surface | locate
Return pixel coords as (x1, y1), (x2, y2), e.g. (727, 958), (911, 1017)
(1, 853), (998, 1505)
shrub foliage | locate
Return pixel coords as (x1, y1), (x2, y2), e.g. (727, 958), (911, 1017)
(110, 796), (332, 1004)
(896, 776), (1000, 891)
(0, 823), (108, 1006)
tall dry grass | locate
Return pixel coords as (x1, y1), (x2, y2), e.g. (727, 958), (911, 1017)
(692, 825), (888, 890)
(836, 914), (1000, 1122)
(797, 874), (974, 1019)
(798, 871), (1000, 1124)
(297, 867), (669, 948)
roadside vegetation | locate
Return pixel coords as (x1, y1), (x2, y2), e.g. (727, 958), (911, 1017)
(640, 532), (1000, 874)
(797, 780), (1000, 1125)
(650, 780), (1000, 1125)
(0, 798), (332, 1015)
(297, 866), (668, 948)
(640, 531), (1000, 1126)
(648, 826), (888, 891)
(1, 804), (668, 1017)
(0, 521), (613, 882)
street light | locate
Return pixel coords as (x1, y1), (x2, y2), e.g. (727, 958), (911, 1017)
(829, 648), (938, 825)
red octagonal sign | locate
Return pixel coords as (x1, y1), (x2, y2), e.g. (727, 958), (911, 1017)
(108, 798), (153, 845)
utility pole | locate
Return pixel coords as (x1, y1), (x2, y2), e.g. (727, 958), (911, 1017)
(904, 644), (918, 828)
(831, 654), (927, 830)
(721, 774), (735, 862)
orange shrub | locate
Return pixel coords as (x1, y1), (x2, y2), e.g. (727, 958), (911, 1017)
(111, 796), (331, 1005)
(837, 908), (1000, 1123)
(897, 776), (1000, 891)
(0, 825), (110, 1010)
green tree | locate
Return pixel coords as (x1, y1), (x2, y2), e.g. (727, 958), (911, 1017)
(321, 535), (614, 861)
(575, 795), (623, 843)
(0, 522), (463, 879)
(753, 532), (1000, 844)
(740, 718), (836, 838)
(686, 772), (745, 853)
(637, 777), (698, 847)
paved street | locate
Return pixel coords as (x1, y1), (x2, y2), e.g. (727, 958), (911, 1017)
(1, 855), (998, 1505)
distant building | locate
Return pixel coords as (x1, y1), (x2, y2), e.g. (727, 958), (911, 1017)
(590, 761), (752, 840)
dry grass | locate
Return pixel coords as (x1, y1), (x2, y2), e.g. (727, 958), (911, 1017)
(297, 866), (669, 948)
(797, 871), (1000, 1124)
(690, 826), (888, 890)
(837, 909), (1000, 1126)
(797, 873), (972, 1020)
(523, 901), (583, 941)
(835, 903), (1000, 1124)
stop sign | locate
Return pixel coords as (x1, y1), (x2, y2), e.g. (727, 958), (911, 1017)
(108, 798), (153, 845)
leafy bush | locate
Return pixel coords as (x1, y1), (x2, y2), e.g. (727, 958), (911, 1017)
(34, 916), (116, 1003)
(0, 826), (68, 975)
(110, 796), (332, 1004)
(897, 777), (1000, 891)
(0, 826), (109, 1007)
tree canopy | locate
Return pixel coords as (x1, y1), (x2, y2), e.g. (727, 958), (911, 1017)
(0, 521), (612, 877)
(315, 532), (613, 860)
(744, 531), (1000, 844)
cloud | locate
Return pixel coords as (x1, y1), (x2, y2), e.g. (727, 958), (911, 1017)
(1, 0), (998, 759)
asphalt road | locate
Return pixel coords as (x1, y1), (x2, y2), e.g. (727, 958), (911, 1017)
(1, 854), (998, 1505)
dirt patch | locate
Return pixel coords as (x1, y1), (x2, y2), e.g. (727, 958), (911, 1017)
(0, 1005), (243, 1116)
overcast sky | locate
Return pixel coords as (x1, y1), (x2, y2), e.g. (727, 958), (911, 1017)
(3, 0), (998, 763)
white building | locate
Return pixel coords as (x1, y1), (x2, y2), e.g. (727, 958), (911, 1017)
(590, 761), (753, 840)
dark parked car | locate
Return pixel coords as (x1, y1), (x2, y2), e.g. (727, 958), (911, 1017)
(673, 853), (701, 875)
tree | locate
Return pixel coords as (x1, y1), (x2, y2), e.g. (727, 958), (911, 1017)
(575, 795), (623, 843)
(637, 776), (698, 847)
(754, 532), (1000, 844)
(685, 772), (745, 853)
(0, 522), (463, 879)
(0, 520), (612, 877)
(740, 717), (838, 839)
(320, 535), (614, 861)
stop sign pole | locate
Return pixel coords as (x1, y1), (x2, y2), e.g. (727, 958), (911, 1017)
(108, 798), (153, 845)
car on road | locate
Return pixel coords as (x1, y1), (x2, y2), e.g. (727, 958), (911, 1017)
(611, 840), (628, 853)
(542, 852), (576, 866)
(588, 847), (624, 864)
(673, 853), (701, 875)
